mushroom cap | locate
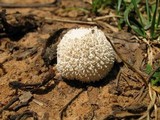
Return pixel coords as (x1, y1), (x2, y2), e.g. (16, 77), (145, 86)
(56, 27), (115, 82)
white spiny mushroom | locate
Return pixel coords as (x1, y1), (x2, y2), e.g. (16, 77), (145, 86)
(56, 27), (115, 82)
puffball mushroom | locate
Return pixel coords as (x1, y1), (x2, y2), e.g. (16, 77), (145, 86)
(56, 27), (115, 82)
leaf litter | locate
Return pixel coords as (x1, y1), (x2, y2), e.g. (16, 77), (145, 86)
(0, 0), (160, 120)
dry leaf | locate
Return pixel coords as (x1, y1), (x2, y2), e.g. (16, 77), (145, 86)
(19, 92), (33, 103)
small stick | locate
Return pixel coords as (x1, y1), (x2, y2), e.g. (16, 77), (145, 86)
(11, 110), (38, 120)
(138, 87), (156, 120)
(51, 18), (96, 25)
(0, 95), (19, 114)
(87, 15), (122, 21)
(96, 21), (118, 32)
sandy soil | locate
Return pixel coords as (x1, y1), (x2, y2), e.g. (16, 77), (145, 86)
(0, 0), (157, 120)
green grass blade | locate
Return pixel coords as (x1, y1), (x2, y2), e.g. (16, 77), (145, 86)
(150, 0), (159, 39)
(146, 0), (151, 21)
(145, 64), (152, 75)
(92, 0), (102, 13)
(132, 0), (144, 26)
(131, 25), (146, 37)
(124, 0), (145, 37)
(117, 0), (122, 12)
(124, 3), (133, 26)
(157, 12), (160, 28)
(117, 0), (123, 29)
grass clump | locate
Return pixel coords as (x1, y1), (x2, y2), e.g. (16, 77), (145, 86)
(92, 0), (115, 13)
(117, 0), (160, 39)
(92, 0), (160, 39)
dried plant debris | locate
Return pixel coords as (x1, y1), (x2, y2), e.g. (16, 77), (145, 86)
(41, 28), (67, 66)
(7, 110), (38, 120)
(13, 47), (38, 61)
(0, 92), (32, 114)
(103, 104), (147, 120)
(0, 10), (40, 40)
(0, 46), (38, 65)
(9, 68), (59, 94)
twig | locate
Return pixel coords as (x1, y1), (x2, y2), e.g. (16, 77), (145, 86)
(50, 18), (96, 25)
(138, 84), (157, 120)
(96, 21), (119, 32)
(87, 15), (122, 21)
(13, 101), (29, 111)
(49, 18), (119, 32)
(133, 86), (146, 104)
(8, 110), (38, 120)
(0, 95), (19, 114)
(137, 88), (148, 103)
(154, 104), (158, 120)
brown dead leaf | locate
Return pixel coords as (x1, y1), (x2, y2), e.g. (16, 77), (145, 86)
(112, 31), (133, 41)
(125, 43), (140, 52)
(133, 48), (144, 69)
